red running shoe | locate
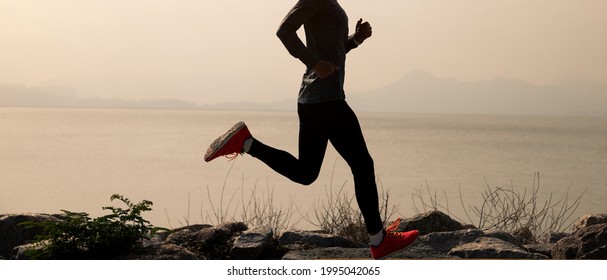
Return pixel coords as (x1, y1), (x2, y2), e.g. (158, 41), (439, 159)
(370, 221), (418, 260)
(204, 122), (251, 162)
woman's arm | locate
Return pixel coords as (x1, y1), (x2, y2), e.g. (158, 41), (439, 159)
(346, 18), (373, 53)
(276, 0), (325, 69)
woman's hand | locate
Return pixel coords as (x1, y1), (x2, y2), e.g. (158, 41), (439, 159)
(313, 60), (339, 79)
(354, 18), (372, 44)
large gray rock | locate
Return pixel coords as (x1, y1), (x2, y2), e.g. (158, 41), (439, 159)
(143, 230), (173, 247)
(164, 229), (196, 245)
(0, 213), (61, 259)
(219, 221), (248, 234)
(483, 231), (524, 247)
(538, 231), (571, 244)
(398, 211), (464, 235)
(230, 226), (273, 259)
(409, 229), (485, 253)
(278, 230), (366, 250)
(164, 224), (212, 245)
(282, 246), (459, 260)
(551, 236), (579, 259)
(163, 222), (248, 259)
(119, 244), (200, 260)
(523, 243), (554, 259)
(189, 222), (247, 258)
(553, 223), (607, 259)
(176, 224), (214, 233)
(572, 214), (607, 232)
(579, 244), (607, 259)
(388, 245), (460, 259)
(448, 237), (548, 259)
(409, 228), (551, 259)
(512, 227), (536, 244)
(165, 222), (246, 246)
(280, 228), (467, 260)
(193, 226), (232, 243)
(282, 247), (370, 260)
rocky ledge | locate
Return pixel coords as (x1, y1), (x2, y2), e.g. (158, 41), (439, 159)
(2, 211), (606, 260)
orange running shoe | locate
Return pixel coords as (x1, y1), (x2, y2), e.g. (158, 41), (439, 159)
(370, 221), (418, 260)
(204, 122), (251, 162)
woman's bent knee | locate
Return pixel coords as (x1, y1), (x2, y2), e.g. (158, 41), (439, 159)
(296, 176), (317, 186)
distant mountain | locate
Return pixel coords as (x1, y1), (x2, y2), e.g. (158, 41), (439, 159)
(346, 71), (607, 116)
(0, 83), (199, 109)
(3, 72), (606, 115)
(200, 71), (607, 116)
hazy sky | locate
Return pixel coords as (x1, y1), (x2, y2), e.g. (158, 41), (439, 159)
(1, 0), (606, 104)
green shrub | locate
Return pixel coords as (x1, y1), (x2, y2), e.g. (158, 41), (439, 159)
(23, 194), (163, 259)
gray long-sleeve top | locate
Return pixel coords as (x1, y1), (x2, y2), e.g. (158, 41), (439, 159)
(277, 0), (360, 104)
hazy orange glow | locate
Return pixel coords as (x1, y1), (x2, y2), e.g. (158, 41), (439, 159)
(1, 0), (606, 105)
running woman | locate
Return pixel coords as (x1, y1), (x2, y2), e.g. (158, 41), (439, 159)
(204, 0), (418, 259)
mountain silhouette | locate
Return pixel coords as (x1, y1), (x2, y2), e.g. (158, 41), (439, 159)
(3, 72), (606, 115)
(0, 83), (198, 109)
(346, 71), (607, 115)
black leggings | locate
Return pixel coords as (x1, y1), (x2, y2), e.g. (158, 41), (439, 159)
(248, 100), (383, 234)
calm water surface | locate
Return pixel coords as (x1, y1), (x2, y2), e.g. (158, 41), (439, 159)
(1, 108), (605, 229)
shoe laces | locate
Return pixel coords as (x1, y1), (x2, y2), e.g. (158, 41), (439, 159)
(386, 230), (408, 238)
(224, 152), (243, 161)
(385, 218), (402, 233)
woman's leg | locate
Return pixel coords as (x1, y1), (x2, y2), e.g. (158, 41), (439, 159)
(326, 101), (383, 234)
(247, 104), (328, 185)
(248, 100), (383, 233)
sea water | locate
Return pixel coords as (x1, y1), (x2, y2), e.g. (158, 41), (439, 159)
(1, 107), (605, 229)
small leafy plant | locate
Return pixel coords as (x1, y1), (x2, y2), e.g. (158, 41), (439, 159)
(24, 194), (163, 259)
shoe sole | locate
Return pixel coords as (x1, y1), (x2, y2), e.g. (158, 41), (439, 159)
(204, 121), (246, 162)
